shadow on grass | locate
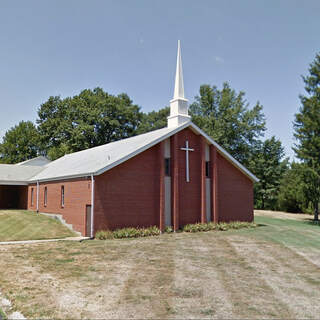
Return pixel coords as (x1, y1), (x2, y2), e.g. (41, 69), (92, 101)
(305, 220), (320, 226)
(256, 224), (267, 227)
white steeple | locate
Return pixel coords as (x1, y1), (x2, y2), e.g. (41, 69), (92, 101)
(167, 40), (191, 128)
(173, 40), (185, 99)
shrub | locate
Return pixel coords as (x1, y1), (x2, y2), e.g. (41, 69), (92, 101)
(95, 221), (256, 240)
(183, 221), (256, 233)
(96, 226), (161, 240)
(95, 230), (113, 240)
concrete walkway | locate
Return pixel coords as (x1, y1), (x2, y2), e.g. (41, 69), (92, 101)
(0, 236), (90, 245)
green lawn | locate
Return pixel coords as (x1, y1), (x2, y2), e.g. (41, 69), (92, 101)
(242, 215), (320, 248)
(0, 210), (76, 241)
(0, 308), (5, 320)
(1, 212), (320, 318)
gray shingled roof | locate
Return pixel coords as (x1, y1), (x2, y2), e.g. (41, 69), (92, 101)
(0, 122), (259, 184)
(17, 156), (51, 167)
(0, 164), (44, 185)
(31, 125), (180, 182)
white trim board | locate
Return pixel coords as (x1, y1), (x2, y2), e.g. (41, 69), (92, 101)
(27, 121), (258, 183)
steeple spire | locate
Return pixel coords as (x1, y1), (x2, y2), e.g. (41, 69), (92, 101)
(167, 40), (191, 128)
(173, 40), (185, 99)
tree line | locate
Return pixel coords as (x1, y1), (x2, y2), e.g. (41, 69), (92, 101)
(1, 53), (320, 219)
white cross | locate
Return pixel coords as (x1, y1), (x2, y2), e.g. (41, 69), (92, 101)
(180, 140), (194, 182)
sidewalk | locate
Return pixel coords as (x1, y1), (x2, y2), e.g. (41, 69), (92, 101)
(0, 236), (90, 245)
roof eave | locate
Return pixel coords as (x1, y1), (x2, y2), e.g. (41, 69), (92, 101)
(96, 121), (258, 183)
(0, 180), (29, 186)
(29, 121), (259, 184)
(188, 122), (259, 182)
(94, 122), (191, 176)
(28, 172), (93, 183)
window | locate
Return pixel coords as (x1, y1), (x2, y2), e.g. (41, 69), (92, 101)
(44, 187), (47, 207)
(205, 161), (210, 178)
(31, 188), (34, 207)
(165, 158), (171, 176)
(61, 186), (65, 208)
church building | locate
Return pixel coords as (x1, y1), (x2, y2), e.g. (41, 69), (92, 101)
(0, 41), (258, 237)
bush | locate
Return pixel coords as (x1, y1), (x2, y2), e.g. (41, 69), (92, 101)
(183, 221), (256, 233)
(96, 226), (161, 240)
(96, 221), (256, 240)
(95, 230), (113, 240)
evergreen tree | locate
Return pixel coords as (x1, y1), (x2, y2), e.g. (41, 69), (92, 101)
(250, 137), (288, 210)
(0, 121), (40, 164)
(277, 162), (307, 213)
(293, 52), (320, 220)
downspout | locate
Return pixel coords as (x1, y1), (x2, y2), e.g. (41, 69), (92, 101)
(91, 174), (95, 238)
(36, 181), (39, 213)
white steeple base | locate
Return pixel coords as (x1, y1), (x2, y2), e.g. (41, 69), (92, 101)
(167, 114), (191, 128)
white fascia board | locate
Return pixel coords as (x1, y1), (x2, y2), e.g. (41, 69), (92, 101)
(95, 122), (191, 176)
(28, 120), (258, 184)
(29, 173), (92, 183)
(0, 181), (29, 186)
(96, 121), (258, 182)
(28, 124), (189, 183)
(188, 122), (259, 182)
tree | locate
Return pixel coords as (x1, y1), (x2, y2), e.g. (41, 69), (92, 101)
(37, 88), (143, 160)
(190, 83), (266, 166)
(250, 137), (288, 210)
(277, 162), (307, 213)
(137, 107), (170, 134)
(293, 52), (320, 220)
(300, 166), (320, 219)
(0, 121), (40, 164)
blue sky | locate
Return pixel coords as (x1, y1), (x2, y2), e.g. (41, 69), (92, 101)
(0, 0), (319, 159)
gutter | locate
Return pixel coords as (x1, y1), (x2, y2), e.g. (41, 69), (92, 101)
(36, 181), (39, 212)
(91, 174), (95, 238)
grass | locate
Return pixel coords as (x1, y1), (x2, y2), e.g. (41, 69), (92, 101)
(241, 215), (320, 249)
(0, 210), (76, 241)
(0, 211), (320, 318)
(0, 308), (6, 320)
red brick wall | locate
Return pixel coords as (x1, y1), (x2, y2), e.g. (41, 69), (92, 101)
(19, 128), (254, 236)
(217, 152), (254, 222)
(27, 178), (91, 235)
(176, 128), (202, 227)
(94, 127), (253, 233)
(0, 185), (28, 209)
(94, 144), (161, 232)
